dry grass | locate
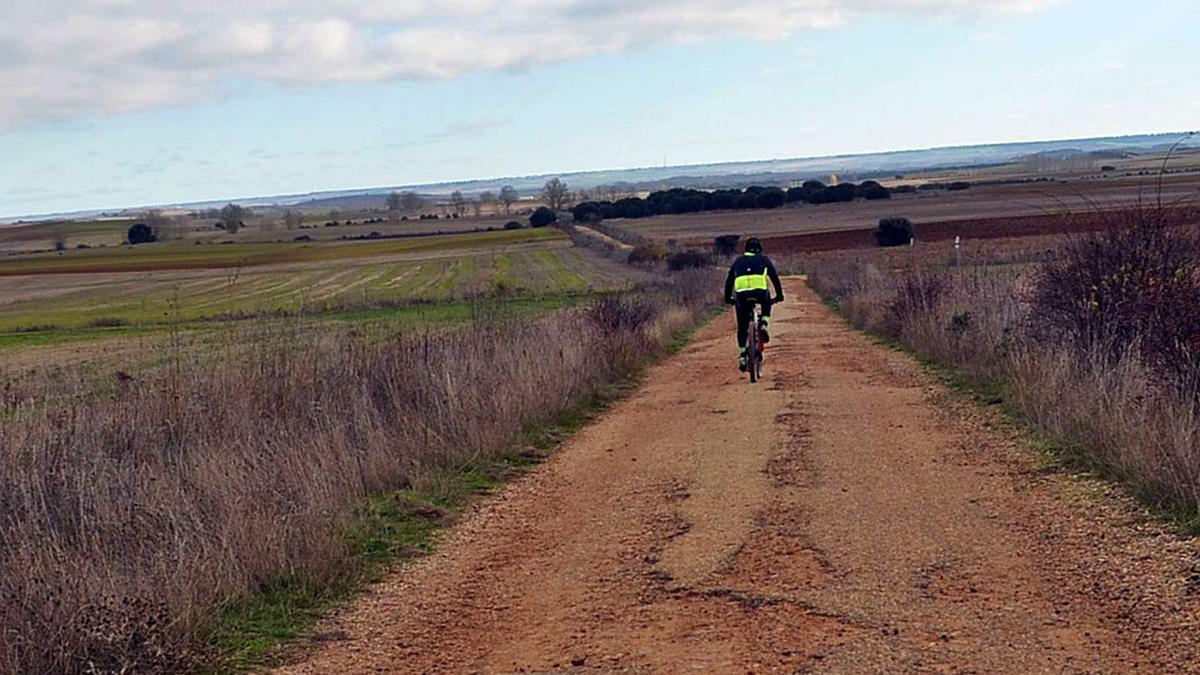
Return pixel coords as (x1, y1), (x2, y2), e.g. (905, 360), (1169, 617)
(809, 219), (1200, 527)
(0, 270), (720, 673)
(1008, 344), (1200, 514)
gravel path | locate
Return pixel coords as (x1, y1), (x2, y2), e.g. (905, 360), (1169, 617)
(277, 279), (1200, 674)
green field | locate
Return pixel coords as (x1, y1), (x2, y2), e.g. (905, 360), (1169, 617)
(0, 224), (644, 351)
(0, 227), (564, 275)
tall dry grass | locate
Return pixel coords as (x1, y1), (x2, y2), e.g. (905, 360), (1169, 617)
(809, 210), (1200, 525)
(0, 270), (720, 673)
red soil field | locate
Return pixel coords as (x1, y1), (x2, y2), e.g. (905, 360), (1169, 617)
(760, 207), (1200, 254)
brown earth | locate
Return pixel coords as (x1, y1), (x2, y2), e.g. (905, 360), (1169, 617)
(277, 278), (1200, 674)
(760, 207), (1200, 254)
(628, 173), (1200, 244)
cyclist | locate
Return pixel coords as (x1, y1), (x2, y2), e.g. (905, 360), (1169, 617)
(724, 237), (784, 372)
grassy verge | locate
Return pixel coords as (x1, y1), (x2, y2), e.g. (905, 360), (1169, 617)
(811, 280), (1200, 536)
(196, 352), (654, 672)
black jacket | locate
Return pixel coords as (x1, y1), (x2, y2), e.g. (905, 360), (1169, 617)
(724, 253), (784, 302)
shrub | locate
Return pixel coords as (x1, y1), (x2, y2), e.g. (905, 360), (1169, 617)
(1032, 206), (1200, 385)
(801, 179), (826, 196)
(705, 190), (738, 210)
(808, 183), (857, 204)
(858, 181), (891, 200)
(126, 223), (156, 245)
(807, 189), (833, 204)
(755, 188), (787, 209)
(946, 181), (971, 191)
(503, 220), (523, 230)
(732, 192), (758, 209)
(887, 270), (947, 335)
(666, 250), (712, 271)
(874, 217), (914, 247)
(830, 183), (858, 201)
(572, 202), (602, 223)
(612, 198), (646, 219)
(529, 206), (557, 228)
(713, 234), (740, 256)
(627, 243), (669, 264)
(220, 203), (246, 234)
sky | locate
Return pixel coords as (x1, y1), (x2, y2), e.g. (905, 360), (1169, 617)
(1, 0), (1197, 219)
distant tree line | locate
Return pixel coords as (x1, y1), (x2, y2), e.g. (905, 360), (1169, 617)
(891, 181), (972, 194)
(571, 180), (891, 223)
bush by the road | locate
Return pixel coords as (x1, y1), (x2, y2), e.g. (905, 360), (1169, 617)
(713, 234), (740, 256)
(666, 250), (712, 271)
(503, 220), (524, 230)
(627, 243), (669, 263)
(874, 217), (914, 247)
(1031, 206), (1200, 385)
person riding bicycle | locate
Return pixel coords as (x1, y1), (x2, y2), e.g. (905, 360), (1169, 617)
(724, 237), (784, 372)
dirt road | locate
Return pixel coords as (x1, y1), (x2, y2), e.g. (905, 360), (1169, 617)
(279, 279), (1200, 674)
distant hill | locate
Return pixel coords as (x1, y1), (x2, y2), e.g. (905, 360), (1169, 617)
(7, 131), (1195, 223)
(240, 132), (1200, 211)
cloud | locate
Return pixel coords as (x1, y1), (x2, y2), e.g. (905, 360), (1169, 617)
(0, 0), (1058, 129)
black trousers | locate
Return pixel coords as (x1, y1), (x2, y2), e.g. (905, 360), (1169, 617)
(735, 289), (773, 349)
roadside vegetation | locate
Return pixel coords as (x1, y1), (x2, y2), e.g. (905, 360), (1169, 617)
(809, 203), (1200, 529)
(0, 260), (720, 673)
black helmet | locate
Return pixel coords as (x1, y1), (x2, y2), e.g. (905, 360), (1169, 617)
(745, 237), (763, 254)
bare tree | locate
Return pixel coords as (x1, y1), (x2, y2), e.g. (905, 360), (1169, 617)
(143, 210), (174, 240)
(499, 186), (518, 214)
(220, 203), (246, 234)
(400, 191), (423, 213)
(542, 178), (571, 211)
(450, 190), (467, 216)
(283, 210), (303, 230)
(471, 199), (483, 217)
(386, 192), (403, 223)
(479, 191), (497, 215)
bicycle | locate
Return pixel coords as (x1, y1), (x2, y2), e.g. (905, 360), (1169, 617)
(745, 299), (765, 383)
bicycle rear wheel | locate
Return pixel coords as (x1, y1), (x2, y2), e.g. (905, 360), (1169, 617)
(748, 309), (760, 384)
